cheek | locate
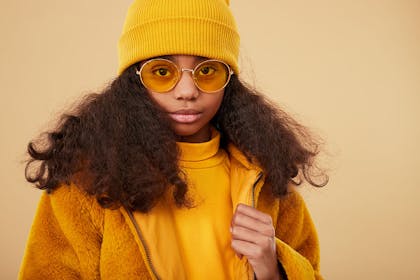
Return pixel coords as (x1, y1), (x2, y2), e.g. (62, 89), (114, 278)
(208, 91), (225, 113)
(147, 91), (170, 110)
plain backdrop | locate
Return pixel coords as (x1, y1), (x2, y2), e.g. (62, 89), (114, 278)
(1, 0), (419, 279)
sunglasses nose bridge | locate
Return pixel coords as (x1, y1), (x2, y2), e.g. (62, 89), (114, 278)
(180, 68), (195, 76)
(179, 68), (198, 85)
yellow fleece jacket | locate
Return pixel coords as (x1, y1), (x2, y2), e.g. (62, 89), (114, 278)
(19, 144), (322, 280)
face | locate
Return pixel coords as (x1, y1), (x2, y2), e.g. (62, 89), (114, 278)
(143, 55), (225, 143)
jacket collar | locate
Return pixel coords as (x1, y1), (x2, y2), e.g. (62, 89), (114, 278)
(227, 144), (263, 173)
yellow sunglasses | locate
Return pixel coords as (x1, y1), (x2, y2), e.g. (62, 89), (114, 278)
(136, 58), (234, 93)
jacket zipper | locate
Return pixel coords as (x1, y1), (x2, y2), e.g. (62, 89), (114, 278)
(250, 171), (264, 280)
(251, 172), (263, 208)
(125, 208), (161, 280)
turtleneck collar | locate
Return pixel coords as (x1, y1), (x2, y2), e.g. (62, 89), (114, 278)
(177, 128), (225, 168)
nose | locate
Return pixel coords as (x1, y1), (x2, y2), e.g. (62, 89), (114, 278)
(173, 70), (199, 100)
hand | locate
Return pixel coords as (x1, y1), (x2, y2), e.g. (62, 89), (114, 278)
(231, 203), (280, 280)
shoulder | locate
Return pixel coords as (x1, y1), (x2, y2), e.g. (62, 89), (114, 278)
(278, 188), (307, 213)
(277, 188), (313, 226)
(49, 182), (94, 204)
(46, 182), (105, 234)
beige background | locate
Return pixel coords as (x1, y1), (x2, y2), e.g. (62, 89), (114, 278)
(1, 0), (419, 279)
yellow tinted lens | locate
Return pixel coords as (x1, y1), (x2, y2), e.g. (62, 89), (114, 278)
(194, 61), (229, 92)
(140, 59), (179, 92)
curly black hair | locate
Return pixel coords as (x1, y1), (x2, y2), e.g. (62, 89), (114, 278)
(25, 64), (327, 212)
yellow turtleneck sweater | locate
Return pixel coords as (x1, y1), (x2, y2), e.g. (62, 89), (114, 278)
(173, 129), (235, 279)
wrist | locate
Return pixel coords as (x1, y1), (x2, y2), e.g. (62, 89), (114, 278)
(254, 266), (281, 280)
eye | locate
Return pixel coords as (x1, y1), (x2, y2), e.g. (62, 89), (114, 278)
(152, 67), (171, 77)
(198, 66), (216, 76)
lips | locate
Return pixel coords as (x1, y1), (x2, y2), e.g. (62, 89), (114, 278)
(168, 109), (202, 123)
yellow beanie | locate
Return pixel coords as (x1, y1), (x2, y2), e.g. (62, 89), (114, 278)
(117, 0), (240, 75)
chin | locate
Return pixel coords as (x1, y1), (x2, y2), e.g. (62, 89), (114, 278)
(173, 125), (200, 137)
(172, 123), (210, 142)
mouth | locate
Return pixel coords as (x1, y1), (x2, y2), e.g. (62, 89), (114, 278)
(168, 109), (203, 123)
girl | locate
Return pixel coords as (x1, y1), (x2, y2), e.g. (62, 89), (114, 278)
(20, 0), (327, 279)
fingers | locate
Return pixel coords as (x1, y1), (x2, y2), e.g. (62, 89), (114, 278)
(235, 203), (272, 225)
(231, 239), (260, 259)
(231, 204), (274, 238)
(231, 237), (275, 261)
(231, 239), (279, 280)
(231, 225), (274, 247)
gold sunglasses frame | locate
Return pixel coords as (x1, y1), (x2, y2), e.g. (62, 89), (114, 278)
(135, 58), (234, 93)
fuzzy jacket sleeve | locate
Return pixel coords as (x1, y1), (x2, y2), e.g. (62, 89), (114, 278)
(19, 184), (104, 280)
(274, 191), (322, 280)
